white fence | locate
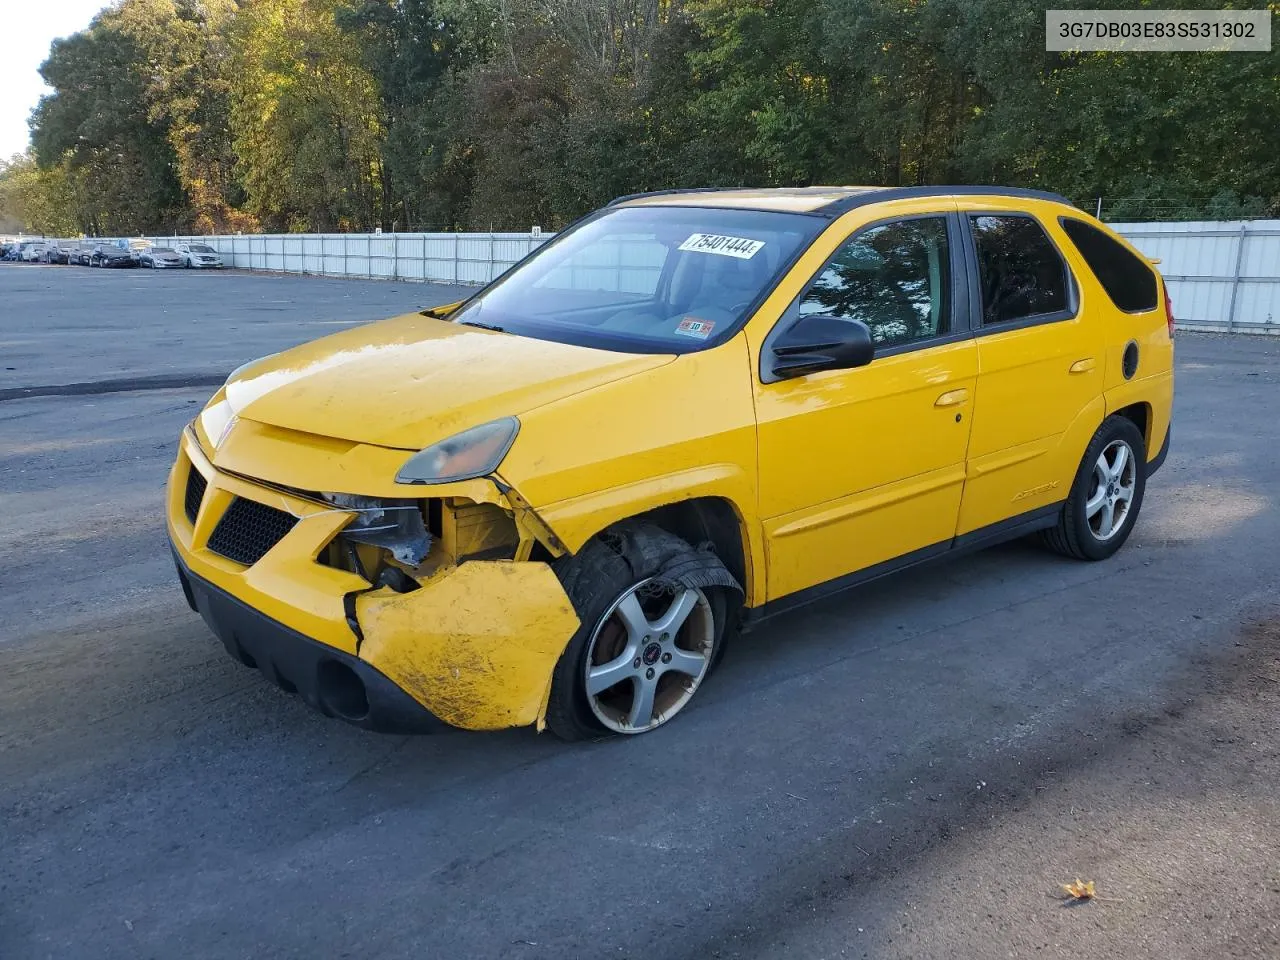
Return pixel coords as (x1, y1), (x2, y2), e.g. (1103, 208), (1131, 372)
(1112, 220), (1280, 334)
(139, 220), (1280, 333)
(147, 232), (551, 285)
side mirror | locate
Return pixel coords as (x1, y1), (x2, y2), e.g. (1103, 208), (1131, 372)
(770, 314), (874, 379)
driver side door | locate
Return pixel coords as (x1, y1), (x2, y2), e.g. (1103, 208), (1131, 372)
(754, 209), (978, 604)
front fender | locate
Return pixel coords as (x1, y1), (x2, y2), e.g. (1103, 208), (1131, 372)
(497, 335), (767, 604)
(533, 465), (765, 608)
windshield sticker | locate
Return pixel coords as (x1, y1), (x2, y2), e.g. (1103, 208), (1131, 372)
(675, 317), (715, 339)
(678, 234), (765, 259)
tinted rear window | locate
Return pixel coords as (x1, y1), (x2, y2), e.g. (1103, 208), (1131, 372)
(1059, 218), (1158, 313)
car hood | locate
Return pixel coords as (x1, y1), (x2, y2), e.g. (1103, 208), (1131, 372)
(224, 312), (673, 450)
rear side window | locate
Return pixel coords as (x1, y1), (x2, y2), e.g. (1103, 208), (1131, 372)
(1059, 218), (1158, 312)
(970, 215), (1070, 326)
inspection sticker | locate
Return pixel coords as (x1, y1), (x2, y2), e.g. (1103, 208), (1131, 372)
(678, 233), (765, 259)
(675, 317), (716, 339)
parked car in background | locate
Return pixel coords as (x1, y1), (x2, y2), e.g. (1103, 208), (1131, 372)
(116, 237), (151, 262)
(90, 244), (138, 268)
(0, 242), (18, 261)
(21, 242), (49, 262)
(42, 241), (71, 264)
(140, 246), (184, 269)
(176, 242), (224, 269)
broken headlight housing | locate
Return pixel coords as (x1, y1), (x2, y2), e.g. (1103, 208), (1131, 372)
(324, 494), (431, 567)
(395, 417), (519, 485)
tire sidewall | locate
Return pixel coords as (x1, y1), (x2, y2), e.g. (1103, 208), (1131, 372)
(1066, 417), (1147, 560)
(548, 528), (732, 739)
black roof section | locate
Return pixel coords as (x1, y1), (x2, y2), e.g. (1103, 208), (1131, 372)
(818, 185), (1075, 216)
(608, 185), (1075, 217)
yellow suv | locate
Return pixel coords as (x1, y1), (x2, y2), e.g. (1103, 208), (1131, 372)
(168, 186), (1174, 739)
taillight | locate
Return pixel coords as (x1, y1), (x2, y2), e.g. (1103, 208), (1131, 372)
(1162, 280), (1175, 339)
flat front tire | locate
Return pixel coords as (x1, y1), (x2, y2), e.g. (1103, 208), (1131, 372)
(546, 525), (734, 740)
(1040, 415), (1147, 561)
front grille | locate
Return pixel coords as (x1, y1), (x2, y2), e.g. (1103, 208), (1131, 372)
(207, 497), (299, 566)
(184, 467), (208, 524)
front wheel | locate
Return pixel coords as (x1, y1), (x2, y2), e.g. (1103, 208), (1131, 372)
(1040, 416), (1147, 561)
(546, 525), (736, 740)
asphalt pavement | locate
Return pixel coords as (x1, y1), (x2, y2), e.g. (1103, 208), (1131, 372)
(2, 263), (1278, 959)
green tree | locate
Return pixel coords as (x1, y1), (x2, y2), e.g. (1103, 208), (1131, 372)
(20, 0), (1280, 233)
(32, 5), (187, 234)
(0, 153), (80, 236)
(230, 0), (386, 231)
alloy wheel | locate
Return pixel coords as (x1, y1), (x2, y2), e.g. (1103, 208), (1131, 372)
(1085, 438), (1137, 541)
(584, 577), (714, 734)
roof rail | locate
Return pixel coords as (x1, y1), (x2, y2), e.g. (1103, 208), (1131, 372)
(817, 185), (1074, 216)
(604, 184), (1075, 216)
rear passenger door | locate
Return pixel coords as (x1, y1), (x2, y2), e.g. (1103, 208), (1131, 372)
(957, 208), (1103, 536)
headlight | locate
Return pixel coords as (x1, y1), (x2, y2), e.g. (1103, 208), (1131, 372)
(396, 417), (519, 485)
(198, 398), (236, 450)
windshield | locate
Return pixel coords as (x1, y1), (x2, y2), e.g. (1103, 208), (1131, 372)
(451, 206), (823, 353)
(190, 244), (215, 254)
(153, 247), (176, 254)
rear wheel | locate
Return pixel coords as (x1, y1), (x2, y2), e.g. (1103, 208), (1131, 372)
(1040, 416), (1146, 561)
(546, 525), (734, 740)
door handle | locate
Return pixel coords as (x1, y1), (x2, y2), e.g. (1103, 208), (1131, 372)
(1069, 358), (1096, 374)
(934, 388), (969, 407)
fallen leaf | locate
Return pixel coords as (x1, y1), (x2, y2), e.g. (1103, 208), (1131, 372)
(1061, 878), (1097, 900)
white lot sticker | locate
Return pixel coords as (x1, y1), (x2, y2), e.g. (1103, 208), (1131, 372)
(678, 233), (766, 259)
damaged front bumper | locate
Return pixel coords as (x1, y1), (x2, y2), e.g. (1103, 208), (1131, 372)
(168, 427), (580, 733)
(173, 549), (447, 732)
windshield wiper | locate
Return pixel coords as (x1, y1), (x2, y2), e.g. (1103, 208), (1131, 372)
(460, 320), (506, 333)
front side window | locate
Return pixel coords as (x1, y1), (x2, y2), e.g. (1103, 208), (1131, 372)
(450, 206), (823, 353)
(797, 216), (951, 349)
(970, 215), (1070, 326)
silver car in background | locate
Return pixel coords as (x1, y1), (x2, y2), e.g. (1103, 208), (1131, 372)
(176, 242), (224, 269)
(140, 246), (184, 269)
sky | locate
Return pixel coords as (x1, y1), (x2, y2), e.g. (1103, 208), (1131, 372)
(1, 1), (116, 160)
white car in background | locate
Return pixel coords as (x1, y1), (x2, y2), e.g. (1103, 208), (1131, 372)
(176, 242), (224, 269)
(21, 242), (48, 262)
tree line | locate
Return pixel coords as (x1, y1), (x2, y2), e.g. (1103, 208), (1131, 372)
(1, 0), (1276, 237)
